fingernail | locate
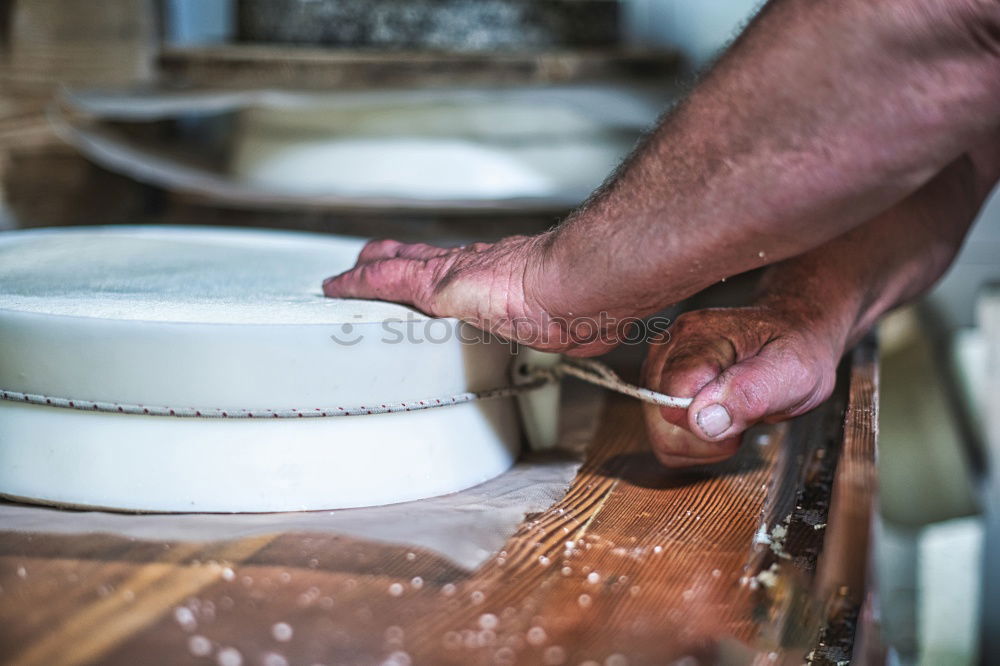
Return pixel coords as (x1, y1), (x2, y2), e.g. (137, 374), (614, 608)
(696, 404), (732, 438)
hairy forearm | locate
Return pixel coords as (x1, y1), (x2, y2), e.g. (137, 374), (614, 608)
(537, 0), (1000, 318)
(323, 0), (999, 357)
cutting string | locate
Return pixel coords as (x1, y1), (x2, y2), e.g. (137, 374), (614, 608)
(555, 358), (692, 409)
(0, 357), (692, 418)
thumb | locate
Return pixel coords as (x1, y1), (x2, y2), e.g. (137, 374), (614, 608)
(687, 350), (829, 441)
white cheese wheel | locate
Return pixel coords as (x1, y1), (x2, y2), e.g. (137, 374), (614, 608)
(0, 226), (521, 512)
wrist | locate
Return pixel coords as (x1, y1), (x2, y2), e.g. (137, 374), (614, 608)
(524, 224), (621, 320)
(521, 229), (575, 318)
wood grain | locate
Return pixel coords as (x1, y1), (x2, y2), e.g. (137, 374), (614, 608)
(0, 345), (878, 665)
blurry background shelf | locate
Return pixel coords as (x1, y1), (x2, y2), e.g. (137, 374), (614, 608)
(158, 45), (682, 91)
(0, 0), (682, 235)
(235, 0), (621, 52)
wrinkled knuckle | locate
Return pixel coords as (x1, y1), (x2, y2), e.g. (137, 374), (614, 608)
(370, 238), (397, 252)
(790, 356), (819, 390)
(361, 261), (392, 288)
(730, 375), (771, 421)
(422, 254), (448, 279)
(775, 343), (821, 386)
(660, 341), (706, 368)
(425, 257), (462, 303)
(663, 360), (720, 395)
(358, 239), (394, 261)
(663, 323), (712, 356)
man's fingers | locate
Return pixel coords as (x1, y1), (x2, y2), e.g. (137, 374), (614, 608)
(322, 258), (433, 311)
(641, 331), (742, 466)
(646, 334), (738, 428)
(642, 309), (839, 467)
(356, 239), (403, 263)
(355, 239), (453, 264)
(328, 241), (465, 313)
(642, 402), (741, 468)
(646, 349), (815, 466)
(658, 340), (735, 398)
(687, 351), (830, 441)
(395, 242), (456, 261)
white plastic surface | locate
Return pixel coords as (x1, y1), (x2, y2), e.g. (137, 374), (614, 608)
(0, 226), (522, 512)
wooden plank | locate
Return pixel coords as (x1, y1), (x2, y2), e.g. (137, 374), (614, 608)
(811, 341), (882, 665)
(0, 346), (878, 665)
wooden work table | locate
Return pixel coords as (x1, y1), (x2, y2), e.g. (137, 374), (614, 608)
(0, 343), (879, 666)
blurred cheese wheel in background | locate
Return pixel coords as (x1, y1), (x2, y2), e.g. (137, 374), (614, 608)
(230, 98), (636, 201)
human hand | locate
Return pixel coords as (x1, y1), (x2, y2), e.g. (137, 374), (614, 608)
(322, 234), (635, 356)
(641, 305), (844, 468)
